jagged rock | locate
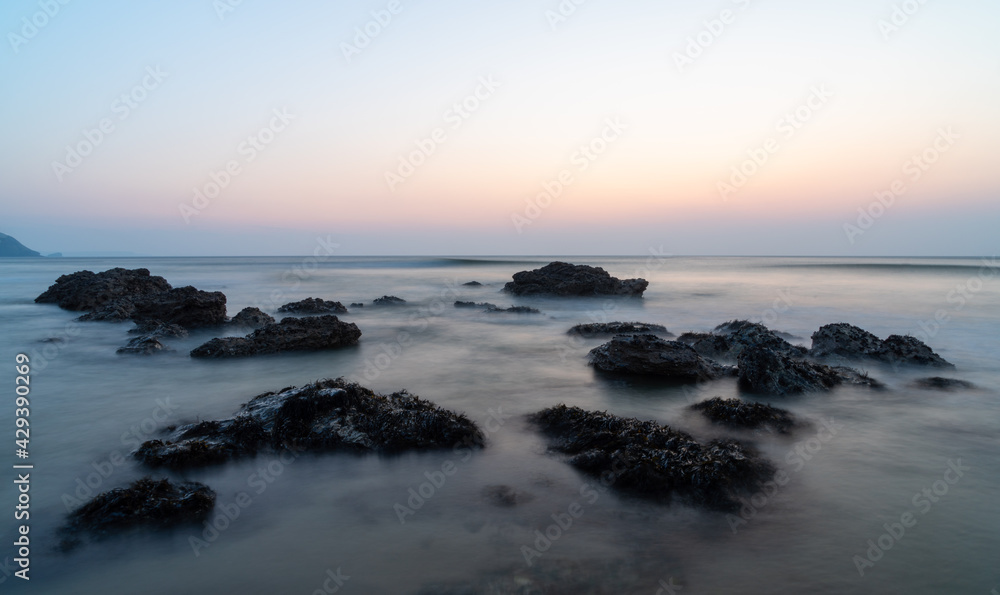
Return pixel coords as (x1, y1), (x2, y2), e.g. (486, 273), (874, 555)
(133, 379), (485, 468)
(676, 332), (733, 359)
(117, 336), (172, 355)
(529, 405), (775, 510)
(372, 295), (406, 305)
(503, 262), (648, 297)
(190, 315), (361, 358)
(568, 321), (670, 337)
(130, 286), (227, 328)
(61, 478), (214, 543)
(227, 307), (275, 329)
(128, 320), (189, 338)
(76, 298), (137, 322)
(676, 321), (805, 361)
(462, 281), (483, 286)
(737, 347), (882, 396)
(690, 397), (795, 433)
(910, 377), (976, 391)
(588, 334), (734, 381)
(277, 298), (348, 315)
(35, 268), (171, 312)
(810, 323), (953, 367)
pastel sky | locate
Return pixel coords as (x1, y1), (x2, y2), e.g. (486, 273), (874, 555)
(1, 0), (998, 256)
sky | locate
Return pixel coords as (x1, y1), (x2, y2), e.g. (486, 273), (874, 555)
(1, 0), (998, 256)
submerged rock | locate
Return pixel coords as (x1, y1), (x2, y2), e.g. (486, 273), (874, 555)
(117, 336), (171, 355)
(133, 378), (485, 468)
(568, 321), (670, 337)
(588, 334), (734, 381)
(810, 323), (953, 367)
(454, 301), (540, 313)
(35, 268), (171, 312)
(462, 281), (483, 286)
(372, 295), (406, 306)
(61, 478), (215, 543)
(737, 347), (881, 396)
(910, 377), (976, 391)
(503, 262), (648, 297)
(227, 307), (275, 329)
(277, 298), (348, 314)
(690, 397), (795, 433)
(481, 485), (533, 507)
(128, 320), (189, 338)
(529, 405), (775, 510)
(190, 315), (361, 358)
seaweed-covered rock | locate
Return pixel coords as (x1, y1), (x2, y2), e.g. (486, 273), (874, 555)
(529, 405), (775, 510)
(568, 321), (669, 337)
(190, 315), (361, 358)
(130, 286), (227, 328)
(588, 334), (733, 381)
(910, 377), (976, 391)
(133, 379), (484, 468)
(810, 323), (953, 367)
(128, 320), (189, 338)
(503, 262), (648, 297)
(61, 478), (215, 542)
(35, 268), (172, 312)
(372, 295), (406, 305)
(117, 336), (171, 355)
(676, 332), (733, 359)
(690, 397), (795, 433)
(737, 347), (881, 396)
(227, 307), (275, 329)
(714, 320), (808, 359)
(277, 298), (348, 315)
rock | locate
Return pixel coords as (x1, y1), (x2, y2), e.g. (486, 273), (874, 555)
(128, 320), (189, 338)
(484, 304), (541, 314)
(569, 321), (670, 337)
(481, 485), (533, 507)
(910, 377), (976, 391)
(117, 336), (171, 355)
(454, 301), (484, 308)
(372, 295), (406, 305)
(810, 323), (953, 367)
(190, 315), (361, 358)
(462, 281), (483, 286)
(76, 298), (137, 322)
(503, 262), (648, 297)
(588, 334), (734, 381)
(35, 268), (171, 312)
(350, 303), (364, 308)
(61, 477), (215, 544)
(690, 397), (795, 433)
(714, 320), (808, 359)
(529, 405), (775, 510)
(737, 347), (882, 396)
(676, 332), (733, 359)
(227, 307), (275, 329)
(0, 232), (41, 257)
(277, 298), (348, 314)
(130, 286), (228, 328)
(133, 378), (485, 468)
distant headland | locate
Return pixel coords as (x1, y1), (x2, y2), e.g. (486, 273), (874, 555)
(0, 232), (42, 257)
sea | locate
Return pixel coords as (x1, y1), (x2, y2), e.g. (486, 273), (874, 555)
(0, 255), (997, 594)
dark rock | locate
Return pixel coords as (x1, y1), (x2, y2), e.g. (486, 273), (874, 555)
(61, 477), (215, 543)
(35, 268), (171, 312)
(462, 281), (483, 286)
(588, 334), (734, 381)
(227, 307), (275, 329)
(128, 320), (189, 338)
(190, 315), (361, 358)
(133, 378), (485, 468)
(484, 304), (541, 314)
(117, 336), (171, 355)
(911, 377), (976, 391)
(130, 286), (227, 328)
(713, 320), (808, 359)
(76, 298), (137, 322)
(810, 323), (953, 368)
(481, 485), (533, 507)
(690, 397), (795, 433)
(529, 405), (775, 510)
(0, 232), (41, 257)
(277, 298), (348, 315)
(503, 262), (648, 297)
(350, 303), (364, 308)
(676, 332), (733, 359)
(373, 295), (406, 305)
(737, 347), (882, 396)
(568, 321), (670, 337)
(454, 301), (482, 308)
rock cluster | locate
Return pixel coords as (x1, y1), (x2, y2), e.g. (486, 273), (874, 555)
(190, 315), (361, 358)
(588, 334), (734, 381)
(810, 323), (953, 367)
(503, 262), (648, 297)
(277, 298), (348, 314)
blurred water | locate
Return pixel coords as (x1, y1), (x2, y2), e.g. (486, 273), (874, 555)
(0, 256), (997, 594)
